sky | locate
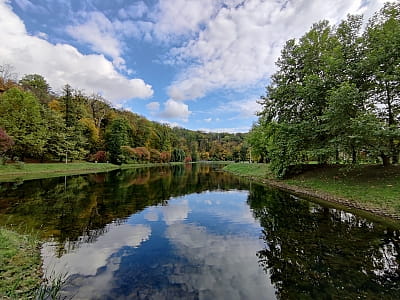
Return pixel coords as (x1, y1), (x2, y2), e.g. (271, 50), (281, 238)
(0, 0), (386, 133)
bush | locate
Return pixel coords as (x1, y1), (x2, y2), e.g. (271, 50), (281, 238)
(89, 151), (108, 163)
(160, 151), (171, 163)
(150, 149), (161, 163)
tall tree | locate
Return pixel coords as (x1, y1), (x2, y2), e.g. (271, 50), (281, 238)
(0, 87), (46, 159)
(106, 118), (131, 164)
(363, 2), (400, 164)
(19, 74), (51, 104)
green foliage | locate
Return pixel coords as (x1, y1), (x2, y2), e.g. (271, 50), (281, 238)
(172, 148), (186, 162)
(253, 3), (400, 177)
(0, 228), (41, 299)
(0, 87), (47, 159)
(0, 70), (246, 164)
(106, 118), (131, 164)
(19, 74), (51, 104)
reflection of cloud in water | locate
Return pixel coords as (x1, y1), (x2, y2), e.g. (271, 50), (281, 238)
(144, 209), (159, 222)
(166, 223), (276, 300)
(161, 198), (190, 225)
(194, 191), (258, 226)
(42, 223), (151, 278)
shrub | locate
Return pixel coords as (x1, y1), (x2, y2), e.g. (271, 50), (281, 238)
(89, 151), (108, 163)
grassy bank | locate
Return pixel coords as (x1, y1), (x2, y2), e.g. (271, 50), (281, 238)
(0, 228), (42, 299)
(224, 163), (400, 218)
(0, 161), (231, 182)
(0, 162), (120, 182)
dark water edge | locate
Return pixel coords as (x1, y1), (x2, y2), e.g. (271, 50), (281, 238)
(0, 164), (399, 299)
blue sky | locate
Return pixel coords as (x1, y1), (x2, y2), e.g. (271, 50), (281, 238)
(0, 0), (385, 132)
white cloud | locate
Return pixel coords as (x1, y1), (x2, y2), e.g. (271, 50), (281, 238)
(164, 0), (385, 101)
(166, 223), (276, 299)
(118, 1), (148, 19)
(66, 11), (124, 68)
(221, 98), (262, 118)
(146, 101), (160, 113)
(160, 99), (192, 122)
(0, 0), (153, 104)
(159, 120), (180, 128)
(198, 126), (251, 134)
(204, 118), (212, 123)
(42, 223), (151, 278)
(150, 0), (217, 41)
(161, 198), (190, 225)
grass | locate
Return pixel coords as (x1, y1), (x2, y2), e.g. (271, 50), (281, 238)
(224, 163), (400, 216)
(0, 228), (42, 299)
(223, 163), (274, 179)
(0, 162), (120, 182)
(286, 164), (400, 215)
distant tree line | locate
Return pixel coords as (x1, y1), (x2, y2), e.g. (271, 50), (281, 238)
(248, 3), (400, 177)
(0, 68), (248, 164)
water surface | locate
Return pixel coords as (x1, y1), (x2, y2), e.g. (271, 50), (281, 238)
(0, 164), (399, 299)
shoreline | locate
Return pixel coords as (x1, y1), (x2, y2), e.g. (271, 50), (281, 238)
(0, 161), (197, 182)
(223, 164), (400, 223)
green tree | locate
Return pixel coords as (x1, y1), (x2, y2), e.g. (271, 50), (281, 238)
(106, 118), (131, 164)
(19, 74), (51, 104)
(363, 2), (400, 164)
(0, 87), (47, 160)
(171, 148), (186, 162)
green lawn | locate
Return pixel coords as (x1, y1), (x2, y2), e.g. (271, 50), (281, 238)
(0, 228), (41, 299)
(0, 162), (119, 182)
(223, 163), (274, 179)
(224, 163), (400, 216)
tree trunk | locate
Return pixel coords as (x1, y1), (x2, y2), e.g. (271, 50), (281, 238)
(335, 149), (340, 164)
(381, 153), (390, 167)
(351, 146), (357, 164)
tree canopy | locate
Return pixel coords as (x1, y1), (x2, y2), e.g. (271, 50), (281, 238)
(251, 2), (400, 177)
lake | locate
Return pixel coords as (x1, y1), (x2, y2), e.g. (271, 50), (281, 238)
(0, 164), (399, 299)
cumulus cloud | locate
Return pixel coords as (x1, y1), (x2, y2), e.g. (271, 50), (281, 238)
(159, 99), (192, 122)
(164, 0), (385, 101)
(42, 223), (151, 278)
(118, 1), (148, 19)
(161, 198), (190, 225)
(220, 98), (262, 118)
(146, 101), (160, 113)
(0, 0), (153, 104)
(66, 11), (124, 67)
(166, 223), (276, 299)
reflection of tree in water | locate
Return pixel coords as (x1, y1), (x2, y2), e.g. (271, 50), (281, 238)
(248, 185), (400, 299)
(0, 164), (248, 253)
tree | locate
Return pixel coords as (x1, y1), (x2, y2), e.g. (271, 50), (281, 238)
(172, 148), (186, 162)
(0, 87), (47, 159)
(0, 128), (14, 162)
(19, 74), (51, 104)
(363, 2), (400, 164)
(106, 118), (131, 164)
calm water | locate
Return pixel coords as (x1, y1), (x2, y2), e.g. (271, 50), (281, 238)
(0, 164), (399, 299)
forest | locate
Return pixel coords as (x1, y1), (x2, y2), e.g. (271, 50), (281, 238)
(0, 69), (247, 165)
(248, 2), (400, 178)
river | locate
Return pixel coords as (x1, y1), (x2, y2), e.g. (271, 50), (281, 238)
(0, 164), (399, 299)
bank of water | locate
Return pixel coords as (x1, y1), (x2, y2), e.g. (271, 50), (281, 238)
(0, 164), (399, 299)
